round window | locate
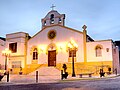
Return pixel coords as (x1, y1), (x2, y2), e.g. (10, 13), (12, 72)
(48, 30), (56, 39)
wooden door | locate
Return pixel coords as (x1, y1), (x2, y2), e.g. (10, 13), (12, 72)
(48, 50), (56, 66)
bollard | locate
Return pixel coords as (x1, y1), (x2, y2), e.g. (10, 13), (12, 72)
(7, 71), (9, 82)
(61, 70), (63, 80)
(36, 71), (38, 83)
(115, 68), (117, 75)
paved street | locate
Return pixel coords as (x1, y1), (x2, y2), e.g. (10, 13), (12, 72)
(0, 75), (120, 90)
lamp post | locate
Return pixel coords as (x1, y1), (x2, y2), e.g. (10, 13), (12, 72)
(68, 40), (78, 77)
(2, 48), (11, 70)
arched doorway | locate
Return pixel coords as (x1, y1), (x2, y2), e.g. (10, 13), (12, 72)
(47, 43), (57, 67)
(48, 50), (56, 66)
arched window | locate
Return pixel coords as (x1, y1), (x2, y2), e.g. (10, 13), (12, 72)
(58, 18), (62, 23)
(33, 48), (38, 60)
(95, 45), (102, 57)
(50, 14), (54, 24)
(44, 21), (46, 26)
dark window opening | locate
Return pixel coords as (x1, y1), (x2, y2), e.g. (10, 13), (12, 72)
(9, 42), (17, 53)
(50, 14), (54, 24)
(33, 48), (38, 60)
(106, 48), (109, 52)
(44, 21), (46, 26)
(59, 18), (62, 23)
(96, 47), (102, 57)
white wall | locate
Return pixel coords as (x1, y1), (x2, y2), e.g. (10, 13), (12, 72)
(112, 45), (120, 74)
(6, 32), (27, 56)
(87, 40), (113, 62)
(6, 32), (28, 68)
(27, 25), (84, 65)
(0, 39), (5, 69)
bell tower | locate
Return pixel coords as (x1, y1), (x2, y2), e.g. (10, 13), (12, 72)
(41, 5), (65, 29)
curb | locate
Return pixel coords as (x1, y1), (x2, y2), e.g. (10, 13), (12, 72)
(60, 74), (120, 82)
(0, 74), (119, 85)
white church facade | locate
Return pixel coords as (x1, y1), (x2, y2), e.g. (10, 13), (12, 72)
(0, 10), (119, 75)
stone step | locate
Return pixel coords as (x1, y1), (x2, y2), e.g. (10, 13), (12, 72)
(29, 67), (61, 76)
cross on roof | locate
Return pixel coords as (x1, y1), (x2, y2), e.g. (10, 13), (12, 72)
(50, 4), (56, 10)
(82, 25), (87, 30)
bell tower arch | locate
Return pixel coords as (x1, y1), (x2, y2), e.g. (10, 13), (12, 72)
(41, 9), (65, 29)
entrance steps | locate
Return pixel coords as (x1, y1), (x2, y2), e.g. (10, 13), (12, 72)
(29, 67), (61, 76)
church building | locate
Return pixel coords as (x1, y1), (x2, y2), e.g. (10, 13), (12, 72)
(0, 9), (119, 76)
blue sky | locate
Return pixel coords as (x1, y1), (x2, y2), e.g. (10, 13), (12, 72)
(0, 0), (120, 41)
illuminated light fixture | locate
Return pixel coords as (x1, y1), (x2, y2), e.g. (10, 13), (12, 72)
(40, 47), (45, 52)
(67, 40), (78, 77)
(2, 48), (11, 70)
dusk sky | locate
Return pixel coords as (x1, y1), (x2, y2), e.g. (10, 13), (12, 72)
(0, 0), (120, 41)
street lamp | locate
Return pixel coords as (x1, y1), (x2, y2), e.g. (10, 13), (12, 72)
(2, 48), (11, 70)
(68, 40), (78, 77)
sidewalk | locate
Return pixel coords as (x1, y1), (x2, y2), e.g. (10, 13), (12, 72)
(64, 74), (119, 81)
(1, 74), (61, 85)
(0, 74), (119, 85)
